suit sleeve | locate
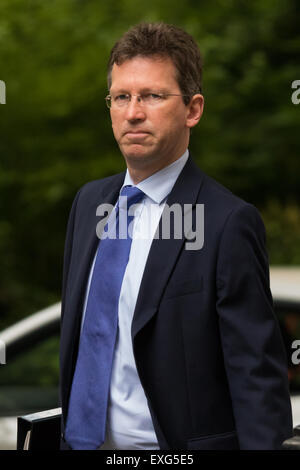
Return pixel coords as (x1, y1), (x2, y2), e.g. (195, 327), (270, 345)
(216, 202), (293, 449)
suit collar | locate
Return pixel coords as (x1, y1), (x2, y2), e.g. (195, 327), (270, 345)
(99, 171), (126, 202)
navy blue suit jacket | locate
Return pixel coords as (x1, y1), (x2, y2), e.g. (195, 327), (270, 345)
(60, 156), (293, 449)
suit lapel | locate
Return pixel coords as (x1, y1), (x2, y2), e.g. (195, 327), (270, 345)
(131, 157), (204, 340)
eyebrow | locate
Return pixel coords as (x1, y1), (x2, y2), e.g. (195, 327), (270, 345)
(110, 87), (170, 94)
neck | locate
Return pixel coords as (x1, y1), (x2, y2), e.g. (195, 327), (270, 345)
(125, 148), (189, 185)
(126, 157), (177, 184)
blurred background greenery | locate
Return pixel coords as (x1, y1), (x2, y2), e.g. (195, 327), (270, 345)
(0, 0), (299, 348)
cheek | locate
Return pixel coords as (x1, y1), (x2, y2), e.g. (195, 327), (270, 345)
(157, 111), (186, 137)
(110, 114), (122, 137)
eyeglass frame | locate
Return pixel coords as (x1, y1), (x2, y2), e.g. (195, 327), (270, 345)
(105, 92), (193, 109)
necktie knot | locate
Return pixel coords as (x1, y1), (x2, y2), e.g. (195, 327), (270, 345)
(120, 185), (145, 209)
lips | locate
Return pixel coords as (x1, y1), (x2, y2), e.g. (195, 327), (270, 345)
(124, 130), (150, 136)
(124, 130), (150, 141)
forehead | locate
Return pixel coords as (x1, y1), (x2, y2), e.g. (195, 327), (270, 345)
(110, 56), (180, 92)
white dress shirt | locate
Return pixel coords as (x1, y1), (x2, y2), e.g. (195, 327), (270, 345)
(81, 150), (189, 450)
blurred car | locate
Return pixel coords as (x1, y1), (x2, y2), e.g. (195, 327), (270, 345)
(0, 267), (300, 449)
(0, 303), (60, 449)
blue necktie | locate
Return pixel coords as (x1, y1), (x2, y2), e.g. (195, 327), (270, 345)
(65, 185), (145, 450)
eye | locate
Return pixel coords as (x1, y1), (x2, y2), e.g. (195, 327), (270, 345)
(114, 94), (130, 102)
(142, 93), (164, 103)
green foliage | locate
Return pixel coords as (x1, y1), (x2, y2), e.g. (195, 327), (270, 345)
(262, 201), (300, 265)
(0, 0), (300, 333)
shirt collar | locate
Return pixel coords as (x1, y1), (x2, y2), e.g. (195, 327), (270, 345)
(122, 149), (189, 204)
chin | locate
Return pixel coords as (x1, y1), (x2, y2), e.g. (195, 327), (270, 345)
(122, 145), (155, 163)
(125, 153), (153, 166)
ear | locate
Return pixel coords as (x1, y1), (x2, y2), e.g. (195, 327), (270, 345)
(186, 94), (204, 129)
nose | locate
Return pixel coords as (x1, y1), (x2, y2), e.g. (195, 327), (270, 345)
(125, 96), (146, 122)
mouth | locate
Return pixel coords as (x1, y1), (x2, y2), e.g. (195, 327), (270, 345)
(125, 130), (149, 136)
(124, 131), (150, 142)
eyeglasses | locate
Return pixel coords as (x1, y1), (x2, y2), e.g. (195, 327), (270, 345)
(105, 92), (190, 109)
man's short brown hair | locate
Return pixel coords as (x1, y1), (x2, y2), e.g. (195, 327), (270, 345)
(107, 22), (203, 105)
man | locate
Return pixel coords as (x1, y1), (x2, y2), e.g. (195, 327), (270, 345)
(60, 22), (293, 450)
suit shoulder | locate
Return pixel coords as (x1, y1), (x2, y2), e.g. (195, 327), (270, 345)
(71, 171), (125, 205)
(200, 170), (256, 214)
(79, 172), (125, 196)
(193, 167), (264, 232)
